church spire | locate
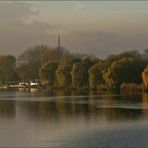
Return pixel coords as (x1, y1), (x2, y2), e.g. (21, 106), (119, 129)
(57, 34), (61, 48)
(57, 34), (63, 57)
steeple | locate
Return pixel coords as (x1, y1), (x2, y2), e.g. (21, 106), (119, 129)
(57, 34), (61, 48)
(57, 34), (63, 57)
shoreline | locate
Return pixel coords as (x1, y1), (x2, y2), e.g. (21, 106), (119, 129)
(0, 84), (147, 94)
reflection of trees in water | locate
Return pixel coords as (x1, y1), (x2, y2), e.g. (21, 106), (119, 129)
(142, 92), (148, 119)
(17, 90), (144, 122)
(142, 92), (148, 103)
(100, 94), (143, 121)
(0, 100), (15, 119)
(100, 107), (142, 122)
(18, 101), (57, 121)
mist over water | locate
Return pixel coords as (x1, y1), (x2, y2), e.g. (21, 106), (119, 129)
(0, 90), (148, 147)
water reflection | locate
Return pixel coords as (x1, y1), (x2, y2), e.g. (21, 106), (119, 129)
(0, 90), (146, 123)
(0, 90), (148, 147)
(0, 100), (15, 119)
(11, 90), (146, 123)
(0, 90), (16, 119)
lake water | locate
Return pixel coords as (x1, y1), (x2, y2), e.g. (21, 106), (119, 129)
(0, 89), (148, 147)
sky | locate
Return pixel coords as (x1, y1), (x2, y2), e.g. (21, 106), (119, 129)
(1, 1), (148, 58)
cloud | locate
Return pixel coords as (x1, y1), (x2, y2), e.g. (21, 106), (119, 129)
(0, 2), (58, 56)
(73, 2), (86, 13)
(0, 20), (58, 55)
(62, 30), (148, 58)
(21, 15), (37, 25)
(0, 2), (36, 23)
(0, 2), (148, 58)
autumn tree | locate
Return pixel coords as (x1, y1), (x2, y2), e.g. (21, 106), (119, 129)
(0, 55), (16, 84)
(71, 56), (98, 89)
(39, 61), (58, 85)
(103, 57), (145, 89)
(88, 60), (105, 89)
(142, 66), (148, 88)
(17, 45), (71, 82)
(55, 57), (76, 88)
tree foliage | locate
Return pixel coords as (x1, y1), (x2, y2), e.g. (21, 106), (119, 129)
(142, 66), (148, 88)
(0, 44), (144, 90)
(88, 60), (105, 89)
(71, 56), (97, 88)
(17, 45), (69, 81)
(56, 57), (75, 88)
(0, 55), (16, 84)
(39, 61), (58, 85)
(103, 56), (145, 89)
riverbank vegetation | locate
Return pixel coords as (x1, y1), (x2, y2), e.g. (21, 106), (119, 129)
(0, 45), (148, 91)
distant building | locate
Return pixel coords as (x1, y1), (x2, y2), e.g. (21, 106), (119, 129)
(57, 34), (64, 57)
(57, 34), (61, 49)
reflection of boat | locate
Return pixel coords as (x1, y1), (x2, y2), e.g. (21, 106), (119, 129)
(18, 87), (29, 92)
(30, 88), (39, 93)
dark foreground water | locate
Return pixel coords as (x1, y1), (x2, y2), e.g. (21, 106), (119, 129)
(0, 89), (148, 147)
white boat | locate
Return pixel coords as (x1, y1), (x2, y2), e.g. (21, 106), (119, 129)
(18, 82), (29, 88)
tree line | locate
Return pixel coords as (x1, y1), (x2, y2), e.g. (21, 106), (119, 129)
(0, 45), (148, 90)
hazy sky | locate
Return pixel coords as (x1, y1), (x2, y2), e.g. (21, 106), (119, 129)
(1, 1), (148, 58)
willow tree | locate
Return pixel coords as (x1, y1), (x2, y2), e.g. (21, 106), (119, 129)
(103, 57), (145, 89)
(71, 56), (97, 89)
(88, 60), (105, 89)
(39, 61), (58, 85)
(142, 67), (148, 88)
(55, 57), (75, 88)
(0, 55), (16, 84)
